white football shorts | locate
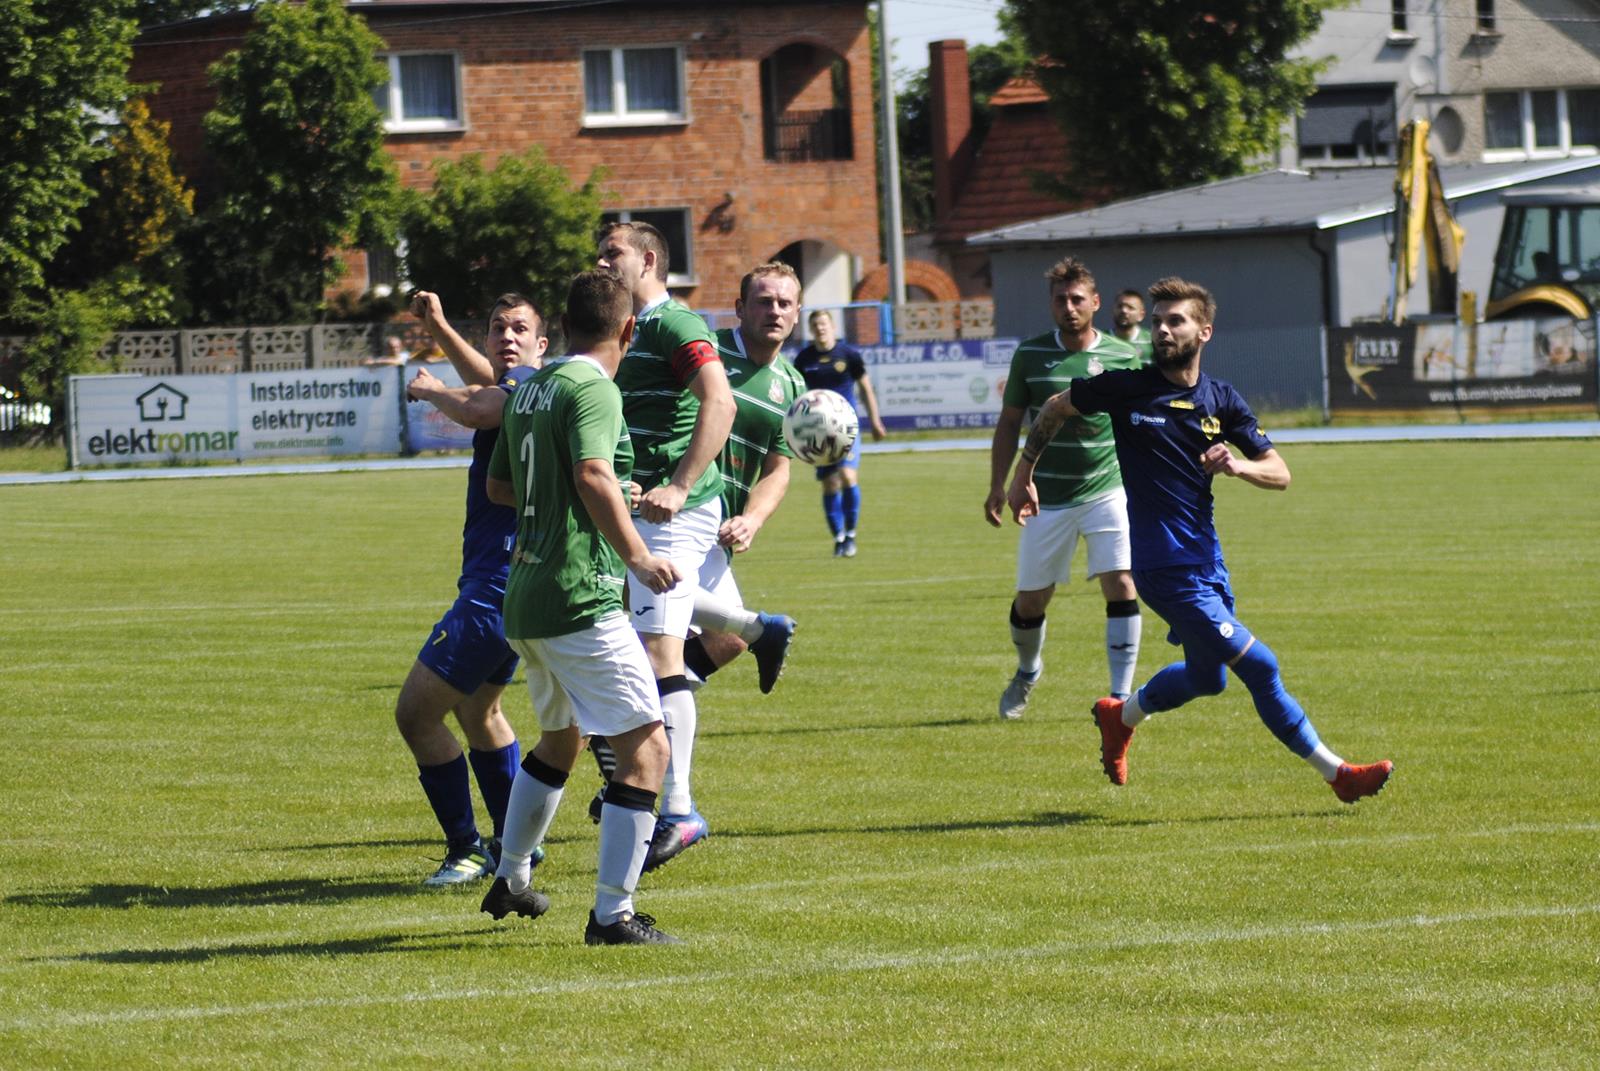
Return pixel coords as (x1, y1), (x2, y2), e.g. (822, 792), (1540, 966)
(627, 498), (723, 637)
(1015, 487), (1131, 591)
(509, 612), (662, 737)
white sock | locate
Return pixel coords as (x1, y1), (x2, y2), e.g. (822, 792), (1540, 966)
(692, 589), (762, 643)
(595, 801), (655, 923)
(659, 688), (698, 816)
(1106, 612), (1141, 698)
(496, 769), (563, 892)
(1011, 616), (1046, 677)
(1121, 690), (1152, 727)
(1307, 743), (1344, 781)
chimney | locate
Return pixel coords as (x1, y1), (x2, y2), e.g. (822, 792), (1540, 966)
(929, 39), (974, 224)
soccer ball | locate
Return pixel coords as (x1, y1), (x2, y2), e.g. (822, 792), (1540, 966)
(783, 389), (859, 467)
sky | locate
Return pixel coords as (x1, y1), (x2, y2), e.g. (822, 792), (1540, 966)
(883, 0), (1006, 81)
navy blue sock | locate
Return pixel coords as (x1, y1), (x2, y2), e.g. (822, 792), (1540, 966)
(823, 491), (845, 537)
(1230, 641), (1321, 757)
(468, 740), (520, 838)
(842, 484), (861, 531)
(1138, 657), (1227, 713)
(417, 753), (478, 848)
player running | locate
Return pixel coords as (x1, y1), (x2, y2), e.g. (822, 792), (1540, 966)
(985, 257), (1145, 721)
(393, 291), (547, 885)
(1007, 276), (1392, 802)
(482, 268), (682, 944)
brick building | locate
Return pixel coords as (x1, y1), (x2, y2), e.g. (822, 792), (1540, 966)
(130, 0), (881, 312)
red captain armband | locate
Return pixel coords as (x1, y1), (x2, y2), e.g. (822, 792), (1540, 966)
(669, 339), (721, 386)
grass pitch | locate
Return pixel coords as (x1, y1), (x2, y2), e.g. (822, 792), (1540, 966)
(2, 441), (1597, 1069)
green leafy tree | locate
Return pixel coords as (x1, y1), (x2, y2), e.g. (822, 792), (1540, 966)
(896, 15), (1031, 231)
(401, 147), (606, 322)
(49, 98), (195, 325)
(0, 0), (138, 315)
(196, 0), (399, 323)
(1006, 0), (1331, 198)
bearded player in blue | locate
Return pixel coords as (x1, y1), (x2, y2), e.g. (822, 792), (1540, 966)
(1007, 277), (1392, 803)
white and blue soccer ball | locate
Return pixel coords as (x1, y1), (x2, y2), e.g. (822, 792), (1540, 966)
(783, 389), (859, 467)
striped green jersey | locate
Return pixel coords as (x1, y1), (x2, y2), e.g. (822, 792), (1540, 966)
(714, 327), (807, 520)
(614, 296), (723, 510)
(489, 356), (635, 639)
(1003, 329), (1144, 508)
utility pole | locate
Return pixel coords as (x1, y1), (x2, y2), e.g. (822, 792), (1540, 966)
(876, 0), (907, 307)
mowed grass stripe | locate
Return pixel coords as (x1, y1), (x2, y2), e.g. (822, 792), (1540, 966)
(8, 900), (1597, 1032)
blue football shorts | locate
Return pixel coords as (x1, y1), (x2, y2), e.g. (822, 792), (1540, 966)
(415, 579), (518, 694)
(1132, 559), (1254, 669)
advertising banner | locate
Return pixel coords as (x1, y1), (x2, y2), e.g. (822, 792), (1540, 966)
(400, 362), (479, 452)
(857, 339), (1018, 431)
(69, 367), (403, 467)
(1327, 318), (1598, 414)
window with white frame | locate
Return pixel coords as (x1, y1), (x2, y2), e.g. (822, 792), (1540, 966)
(372, 53), (464, 132)
(1483, 89), (1600, 160)
(582, 46), (687, 126)
(601, 208), (694, 286)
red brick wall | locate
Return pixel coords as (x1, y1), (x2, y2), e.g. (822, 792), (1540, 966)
(129, 2), (880, 312)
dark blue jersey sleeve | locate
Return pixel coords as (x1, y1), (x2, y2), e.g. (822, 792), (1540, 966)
(1219, 383), (1274, 458)
(499, 364), (536, 393)
(1068, 369), (1126, 416)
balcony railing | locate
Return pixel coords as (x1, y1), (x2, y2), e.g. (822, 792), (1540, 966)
(765, 108), (852, 162)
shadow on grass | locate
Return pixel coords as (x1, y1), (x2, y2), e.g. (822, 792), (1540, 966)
(712, 807), (1348, 840)
(5, 877), (425, 911)
(44, 928), (496, 965)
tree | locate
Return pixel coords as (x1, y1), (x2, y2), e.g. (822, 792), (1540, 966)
(895, 15), (1030, 231)
(196, 0), (399, 323)
(1006, 0), (1331, 198)
(135, 1), (250, 26)
(0, 0), (138, 316)
(401, 147), (607, 323)
(49, 98), (195, 321)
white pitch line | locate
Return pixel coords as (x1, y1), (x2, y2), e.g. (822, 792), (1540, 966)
(5, 901), (1597, 1031)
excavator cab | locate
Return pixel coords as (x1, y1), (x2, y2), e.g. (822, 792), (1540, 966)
(1485, 188), (1600, 320)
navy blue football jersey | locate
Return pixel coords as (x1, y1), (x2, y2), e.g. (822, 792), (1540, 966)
(460, 363), (537, 587)
(1070, 366), (1273, 571)
(793, 341), (866, 407)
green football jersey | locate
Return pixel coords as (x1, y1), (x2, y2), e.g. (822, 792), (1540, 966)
(1003, 329), (1144, 508)
(714, 327), (807, 520)
(615, 296), (723, 510)
(1119, 325), (1155, 365)
(489, 356), (636, 640)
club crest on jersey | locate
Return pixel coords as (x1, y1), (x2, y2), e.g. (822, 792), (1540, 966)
(1086, 357), (1104, 376)
(1200, 415), (1221, 437)
(768, 380), (786, 404)
(833, 359), (848, 373)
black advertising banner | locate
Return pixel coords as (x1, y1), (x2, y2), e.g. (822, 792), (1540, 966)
(1328, 317), (1598, 413)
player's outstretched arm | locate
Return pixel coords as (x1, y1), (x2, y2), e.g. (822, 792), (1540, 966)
(1005, 390), (1079, 524)
(642, 348), (735, 523)
(985, 404), (1026, 527)
(722, 452), (791, 552)
(1200, 444), (1290, 490)
(411, 290), (496, 387)
(576, 459), (682, 592)
(407, 368), (508, 429)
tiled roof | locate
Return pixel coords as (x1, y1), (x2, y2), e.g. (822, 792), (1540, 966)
(935, 78), (1082, 242)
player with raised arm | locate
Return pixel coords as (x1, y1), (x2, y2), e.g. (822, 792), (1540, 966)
(392, 292), (548, 885)
(1007, 277), (1392, 802)
(985, 258), (1145, 722)
(480, 268), (682, 944)
(595, 221), (736, 867)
